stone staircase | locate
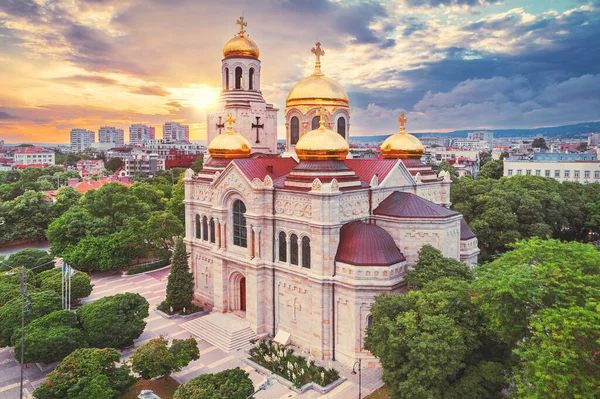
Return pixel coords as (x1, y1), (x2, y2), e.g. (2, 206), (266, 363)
(181, 312), (256, 352)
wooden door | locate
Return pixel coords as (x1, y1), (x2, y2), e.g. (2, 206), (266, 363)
(240, 277), (246, 311)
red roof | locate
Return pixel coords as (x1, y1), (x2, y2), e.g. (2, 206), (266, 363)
(233, 158), (298, 181)
(71, 178), (133, 194)
(344, 159), (397, 184)
(336, 221), (405, 266)
(374, 191), (458, 218)
(460, 217), (477, 240)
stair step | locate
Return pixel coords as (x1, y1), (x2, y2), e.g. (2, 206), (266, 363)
(181, 313), (257, 352)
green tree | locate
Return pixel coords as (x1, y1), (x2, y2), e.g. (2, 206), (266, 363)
(104, 158), (124, 173)
(474, 238), (600, 397)
(405, 245), (472, 289)
(51, 187), (83, 219)
(38, 268), (93, 301)
(0, 190), (50, 243)
(191, 155), (204, 173)
(145, 211), (184, 258)
(438, 160), (458, 181)
(3, 248), (54, 273)
(0, 290), (61, 347)
(531, 137), (548, 150)
(173, 368), (254, 399)
(33, 348), (135, 399)
(77, 293), (149, 348)
(164, 237), (194, 313)
(477, 159), (504, 179)
(167, 177), (185, 224)
(578, 142), (588, 151)
(12, 310), (86, 364)
(479, 151), (492, 167)
(130, 336), (199, 380)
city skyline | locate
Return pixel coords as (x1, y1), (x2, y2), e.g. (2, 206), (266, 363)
(0, 0), (599, 144)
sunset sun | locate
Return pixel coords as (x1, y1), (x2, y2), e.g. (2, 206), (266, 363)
(190, 87), (220, 110)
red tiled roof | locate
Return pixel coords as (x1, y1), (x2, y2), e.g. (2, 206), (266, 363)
(344, 159), (397, 184)
(374, 191), (458, 218)
(335, 221), (405, 266)
(233, 157), (298, 181)
(460, 217), (477, 240)
(72, 178), (133, 194)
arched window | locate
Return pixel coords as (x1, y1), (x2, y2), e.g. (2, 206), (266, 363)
(209, 218), (215, 243)
(302, 236), (311, 268)
(195, 215), (201, 239)
(224, 67), (229, 90)
(232, 200), (247, 247)
(290, 234), (298, 265)
(337, 117), (346, 138)
(249, 68), (254, 90)
(290, 116), (299, 145)
(202, 216), (208, 241)
(235, 67), (242, 89)
(311, 116), (320, 130)
(278, 231), (287, 262)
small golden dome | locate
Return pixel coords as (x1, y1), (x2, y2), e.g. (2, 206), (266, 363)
(380, 114), (424, 159)
(286, 42), (348, 107)
(208, 114), (252, 159)
(295, 109), (349, 161)
(223, 17), (260, 59)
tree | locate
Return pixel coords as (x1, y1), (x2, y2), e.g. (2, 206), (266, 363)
(191, 155), (204, 173)
(130, 336), (199, 380)
(164, 237), (194, 313)
(173, 368), (254, 399)
(0, 290), (61, 347)
(12, 310), (86, 364)
(474, 238), (600, 397)
(0, 190), (50, 243)
(578, 142), (588, 151)
(39, 268), (93, 301)
(405, 245), (472, 289)
(105, 158), (124, 173)
(77, 293), (149, 348)
(3, 248), (54, 273)
(33, 348), (135, 399)
(167, 177), (185, 224)
(479, 151), (492, 167)
(145, 211), (184, 258)
(477, 159), (504, 179)
(51, 187), (83, 219)
(531, 137), (548, 150)
(438, 160), (458, 181)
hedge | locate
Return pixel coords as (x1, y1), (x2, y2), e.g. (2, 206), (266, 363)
(126, 259), (169, 275)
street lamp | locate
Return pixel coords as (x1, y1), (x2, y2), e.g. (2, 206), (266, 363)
(351, 359), (362, 399)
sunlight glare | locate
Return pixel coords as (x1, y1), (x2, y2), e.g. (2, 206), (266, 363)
(190, 87), (220, 110)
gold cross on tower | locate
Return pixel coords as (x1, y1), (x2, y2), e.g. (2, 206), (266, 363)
(398, 113), (407, 133)
(224, 114), (236, 133)
(317, 107), (327, 128)
(311, 42), (325, 72)
(236, 16), (247, 37)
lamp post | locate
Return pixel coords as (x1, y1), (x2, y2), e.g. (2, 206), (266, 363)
(351, 359), (362, 399)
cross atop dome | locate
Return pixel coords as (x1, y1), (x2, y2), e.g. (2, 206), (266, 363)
(236, 16), (247, 37)
(311, 42), (325, 73)
(224, 114), (236, 133)
(398, 114), (407, 133)
(317, 107), (327, 128)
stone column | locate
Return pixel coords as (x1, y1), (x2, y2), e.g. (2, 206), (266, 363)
(247, 225), (254, 258)
(216, 219), (221, 249)
(220, 221), (227, 250)
(253, 227), (261, 260)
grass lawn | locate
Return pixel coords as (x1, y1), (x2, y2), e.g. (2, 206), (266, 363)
(366, 385), (391, 399)
(121, 378), (180, 399)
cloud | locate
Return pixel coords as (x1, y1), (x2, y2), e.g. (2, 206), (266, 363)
(403, 0), (501, 6)
(48, 75), (120, 86)
(129, 85), (171, 96)
(0, 0), (41, 19)
(0, 111), (17, 120)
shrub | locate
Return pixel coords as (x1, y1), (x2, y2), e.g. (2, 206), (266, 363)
(4, 249), (54, 274)
(77, 293), (149, 348)
(173, 368), (254, 399)
(126, 259), (168, 275)
(38, 268), (93, 301)
(130, 336), (199, 380)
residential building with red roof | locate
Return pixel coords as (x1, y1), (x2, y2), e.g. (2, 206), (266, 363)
(13, 146), (55, 166)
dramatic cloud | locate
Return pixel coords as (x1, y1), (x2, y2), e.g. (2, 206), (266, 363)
(403, 0), (501, 6)
(0, 111), (16, 120)
(129, 85), (171, 97)
(48, 75), (120, 86)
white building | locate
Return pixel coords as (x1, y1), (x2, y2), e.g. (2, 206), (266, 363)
(588, 133), (600, 147)
(129, 124), (156, 145)
(70, 129), (95, 152)
(13, 147), (55, 166)
(163, 122), (190, 142)
(124, 153), (165, 176)
(504, 159), (600, 183)
(140, 140), (206, 157)
(453, 138), (492, 151)
(98, 126), (125, 147)
(468, 131), (493, 144)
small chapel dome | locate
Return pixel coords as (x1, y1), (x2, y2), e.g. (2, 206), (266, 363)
(335, 221), (405, 266)
(380, 114), (424, 159)
(295, 110), (349, 161)
(223, 17), (260, 59)
(286, 42), (348, 107)
(208, 114), (252, 159)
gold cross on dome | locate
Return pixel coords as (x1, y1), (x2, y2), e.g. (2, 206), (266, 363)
(224, 114), (236, 132)
(398, 113), (407, 132)
(311, 42), (325, 71)
(317, 107), (326, 128)
(236, 16), (247, 36)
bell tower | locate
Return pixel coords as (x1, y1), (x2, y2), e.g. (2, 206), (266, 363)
(207, 17), (278, 154)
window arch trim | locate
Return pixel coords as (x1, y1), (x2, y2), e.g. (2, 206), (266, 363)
(278, 231), (287, 262)
(232, 199), (247, 247)
(202, 216), (209, 241)
(301, 236), (311, 268)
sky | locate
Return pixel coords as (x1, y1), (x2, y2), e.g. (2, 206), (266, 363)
(0, 0), (598, 143)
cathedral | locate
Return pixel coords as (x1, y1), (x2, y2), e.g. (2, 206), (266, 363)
(183, 18), (479, 367)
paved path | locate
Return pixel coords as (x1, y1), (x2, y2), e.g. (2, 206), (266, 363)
(0, 269), (383, 398)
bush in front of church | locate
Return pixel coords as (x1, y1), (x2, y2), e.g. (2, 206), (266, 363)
(130, 336), (199, 380)
(173, 367), (254, 399)
(38, 268), (93, 302)
(160, 237), (196, 314)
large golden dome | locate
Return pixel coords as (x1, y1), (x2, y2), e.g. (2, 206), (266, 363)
(286, 42), (348, 107)
(208, 114), (252, 159)
(223, 17), (260, 59)
(381, 114), (424, 159)
(295, 111), (349, 161)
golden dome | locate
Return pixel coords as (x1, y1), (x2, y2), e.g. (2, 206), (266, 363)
(208, 114), (252, 159)
(223, 17), (260, 59)
(295, 109), (349, 161)
(286, 42), (348, 107)
(380, 114), (424, 159)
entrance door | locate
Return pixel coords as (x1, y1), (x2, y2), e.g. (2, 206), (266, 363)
(240, 277), (246, 311)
